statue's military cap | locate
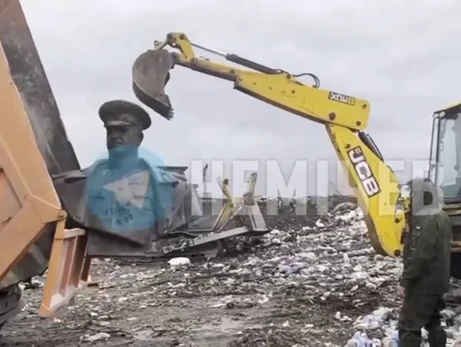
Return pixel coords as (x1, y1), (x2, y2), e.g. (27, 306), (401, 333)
(98, 99), (151, 130)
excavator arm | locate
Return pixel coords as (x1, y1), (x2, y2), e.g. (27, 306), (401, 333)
(132, 32), (407, 257)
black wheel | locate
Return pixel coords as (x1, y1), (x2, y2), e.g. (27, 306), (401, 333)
(0, 284), (22, 329)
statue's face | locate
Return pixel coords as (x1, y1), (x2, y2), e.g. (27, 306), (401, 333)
(106, 113), (143, 150)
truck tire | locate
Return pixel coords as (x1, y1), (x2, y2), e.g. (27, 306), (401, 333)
(0, 284), (23, 329)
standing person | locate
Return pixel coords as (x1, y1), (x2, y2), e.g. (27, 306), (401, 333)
(397, 177), (452, 347)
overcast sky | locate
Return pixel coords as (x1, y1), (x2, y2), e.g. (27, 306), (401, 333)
(20, 0), (461, 197)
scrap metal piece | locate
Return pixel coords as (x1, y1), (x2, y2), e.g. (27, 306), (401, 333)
(132, 49), (174, 120)
(159, 227), (250, 255)
(145, 173), (270, 258)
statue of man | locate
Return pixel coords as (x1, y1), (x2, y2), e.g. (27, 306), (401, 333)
(84, 99), (167, 246)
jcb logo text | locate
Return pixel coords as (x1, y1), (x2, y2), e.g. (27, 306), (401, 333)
(348, 146), (380, 197)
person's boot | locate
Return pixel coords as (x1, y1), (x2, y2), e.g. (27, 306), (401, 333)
(427, 327), (447, 347)
(399, 330), (422, 347)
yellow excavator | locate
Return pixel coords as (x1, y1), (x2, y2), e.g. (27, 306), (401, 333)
(132, 32), (406, 258)
(130, 32), (461, 273)
(0, 0), (460, 334)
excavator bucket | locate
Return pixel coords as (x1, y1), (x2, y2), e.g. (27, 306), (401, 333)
(132, 49), (174, 120)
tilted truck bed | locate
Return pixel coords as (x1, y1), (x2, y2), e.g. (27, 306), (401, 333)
(0, 0), (90, 323)
(0, 41), (91, 320)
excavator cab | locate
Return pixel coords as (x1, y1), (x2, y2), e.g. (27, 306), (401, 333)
(428, 102), (461, 278)
(429, 102), (461, 202)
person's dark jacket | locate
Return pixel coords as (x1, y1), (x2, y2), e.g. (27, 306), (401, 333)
(400, 179), (452, 295)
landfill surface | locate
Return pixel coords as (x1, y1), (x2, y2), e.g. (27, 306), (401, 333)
(1, 196), (461, 347)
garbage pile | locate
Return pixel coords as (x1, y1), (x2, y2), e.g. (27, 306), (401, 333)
(4, 196), (461, 346)
(345, 305), (461, 346)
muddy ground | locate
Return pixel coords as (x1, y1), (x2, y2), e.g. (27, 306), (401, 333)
(0, 196), (404, 347)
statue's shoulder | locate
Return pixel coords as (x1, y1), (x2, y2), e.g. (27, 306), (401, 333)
(83, 159), (109, 175)
(138, 158), (151, 169)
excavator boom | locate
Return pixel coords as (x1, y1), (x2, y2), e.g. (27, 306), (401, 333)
(133, 33), (370, 130)
(132, 32), (407, 257)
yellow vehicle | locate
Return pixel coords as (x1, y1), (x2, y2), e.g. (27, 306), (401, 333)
(132, 32), (406, 259)
(131, 32), (461, 273)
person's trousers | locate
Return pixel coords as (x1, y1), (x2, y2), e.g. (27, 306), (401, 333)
(398, 292), (447, 347)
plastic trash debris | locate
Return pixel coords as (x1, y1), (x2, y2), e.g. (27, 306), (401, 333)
(168, 257), (191, 266)
(332, 201), (357, 215)
(345, 332), (375, 346)
(315, 219), (325, 228)
(382, 330), (399, 347)
(79, 332), (110, 343)
(355, 307), (393, 330)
